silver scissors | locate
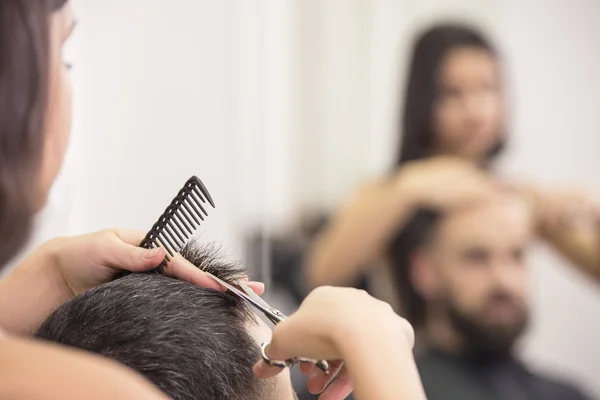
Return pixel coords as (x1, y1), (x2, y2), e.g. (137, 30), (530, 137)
(205, 272), (330, 374)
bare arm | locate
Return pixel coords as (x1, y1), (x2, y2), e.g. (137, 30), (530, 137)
(0, 336), (168, 400)
(539, 224), (600, 281)
(523, 186), (600, 282)
(0, 242), (70, 336)
(305, 157), (498, 287)
(305, 177), (418, 287)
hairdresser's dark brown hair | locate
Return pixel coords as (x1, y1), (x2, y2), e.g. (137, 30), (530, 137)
(0, 0), (68, 267)
(397, 23), (503, 166)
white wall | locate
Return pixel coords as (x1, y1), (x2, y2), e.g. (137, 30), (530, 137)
(16, 0), (600, 396)
(67, 0), (239, 247)
(499, 0), (600, 395)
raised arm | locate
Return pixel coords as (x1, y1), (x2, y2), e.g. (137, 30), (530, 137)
(305, 157), (498, 287)
(528, 187), (600, 281)
(305, 177), (418, 287)
(541, 225), (600, 279)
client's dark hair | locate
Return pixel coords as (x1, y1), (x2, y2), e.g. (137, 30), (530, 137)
(34, 242), (271, 400)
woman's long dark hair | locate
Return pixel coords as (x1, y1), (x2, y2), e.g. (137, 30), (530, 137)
(398, 23), (503, 165)
(0, 0), (67, 268)
(390, 23), (504, 326)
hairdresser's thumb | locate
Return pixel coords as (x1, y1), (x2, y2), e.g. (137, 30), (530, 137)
(114, 245), (166, 272)
(253, 320), (299, 379)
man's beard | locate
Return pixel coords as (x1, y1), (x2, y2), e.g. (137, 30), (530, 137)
(444, 293), (529, 362)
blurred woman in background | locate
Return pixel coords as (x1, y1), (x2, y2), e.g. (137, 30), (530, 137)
(306, 23), (600, 321)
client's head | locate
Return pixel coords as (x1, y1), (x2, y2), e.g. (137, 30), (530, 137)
(409, 193), (534, 360)
(34, 242), (295, 400)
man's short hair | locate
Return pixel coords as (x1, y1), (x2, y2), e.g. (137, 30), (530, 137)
(388, 209), (440, 326)
(34, 243), (271, 400)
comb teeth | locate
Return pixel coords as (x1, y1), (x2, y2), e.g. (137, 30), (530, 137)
(139, 176), (215, 271)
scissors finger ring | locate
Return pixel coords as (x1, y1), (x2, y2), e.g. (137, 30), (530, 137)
(261, 343), (331, 374)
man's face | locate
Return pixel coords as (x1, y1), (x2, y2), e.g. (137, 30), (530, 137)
(424, 197), (533, 357)
(247, 315), (297, 399)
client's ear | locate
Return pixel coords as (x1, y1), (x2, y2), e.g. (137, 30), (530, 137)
(410, 248), (440, 301)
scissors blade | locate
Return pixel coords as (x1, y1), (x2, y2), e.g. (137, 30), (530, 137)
(206, 273), (329, 374)
(237, 281), (275, 309)
(238, 280), (287, 324)
(206, 272), (284, 323)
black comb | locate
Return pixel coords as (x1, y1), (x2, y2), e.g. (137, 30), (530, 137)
(140, 176), (215, 273)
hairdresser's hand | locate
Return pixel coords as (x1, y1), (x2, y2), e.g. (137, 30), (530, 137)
(45, 229), (264, 298)
(253, 286), (415, 400)
(520, 186), (600, 280)
(526, 187), (600, 234)
(398, 156), (501, 211)
(0, 230), (265, 336)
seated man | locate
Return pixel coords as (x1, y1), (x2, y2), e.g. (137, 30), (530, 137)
(398, 194), (591, 399)
(34, 243), (296, 400)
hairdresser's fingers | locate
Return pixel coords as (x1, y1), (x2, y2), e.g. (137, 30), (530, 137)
(253, 334), (304, 380)
(254, 318), (314, 379)
(299, 362), (315, 375)
(101, 230), (167, 272)
(307, 360), (344, 394)
(254, 339), (337, 381)
(246, 281), (265, 296)
(253, 355), (285, 379)
(163, 254), (225, 292)
(532, 189), (600, 232)
(317, 366), (353, 400)
(239, 276), (266, 296)
(560, 197), (587, 226)
(111, 229), (146, 246)
(591, 203), (600, 222)
(564, 196), (599, 226)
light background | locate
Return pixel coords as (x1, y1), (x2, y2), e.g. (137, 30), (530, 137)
(10, 0), (600, 396)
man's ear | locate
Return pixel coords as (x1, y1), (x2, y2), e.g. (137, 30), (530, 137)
(410, 248), (440, 301)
